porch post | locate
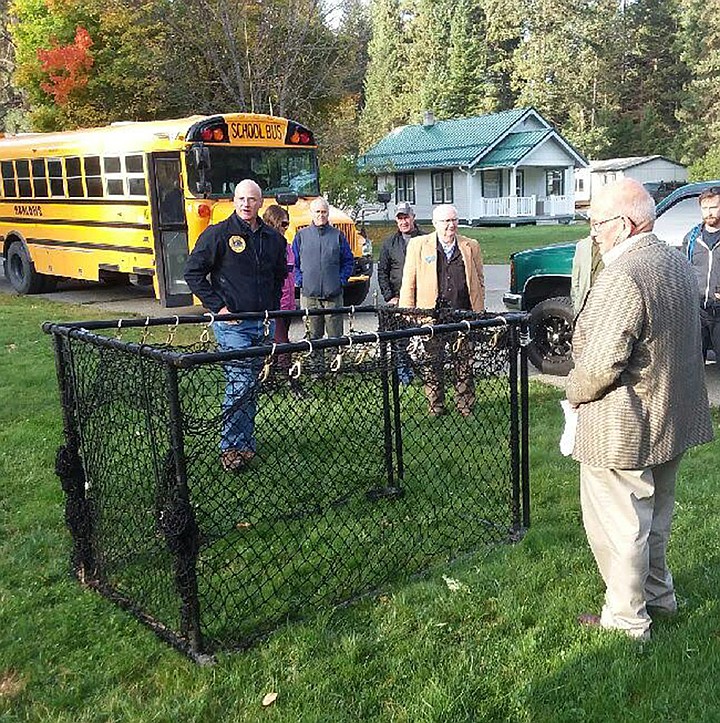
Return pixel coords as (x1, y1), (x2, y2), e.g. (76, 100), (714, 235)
(510, 167), (517, 217)
(464, 168), (474, 224)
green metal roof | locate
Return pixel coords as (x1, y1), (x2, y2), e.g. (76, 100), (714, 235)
(359, 108), (532, 172)
(474, 129), (551, 168)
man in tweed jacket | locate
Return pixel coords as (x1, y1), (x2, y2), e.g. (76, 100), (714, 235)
(566, 178), (713, 641)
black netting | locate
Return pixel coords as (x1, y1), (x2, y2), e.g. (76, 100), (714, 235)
(45, 307), (530, 660)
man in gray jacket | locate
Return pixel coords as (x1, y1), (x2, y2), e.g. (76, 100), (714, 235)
(682, 186), (720, 360)
(292, 197), (354, 339)
(567, 178), (713, 641)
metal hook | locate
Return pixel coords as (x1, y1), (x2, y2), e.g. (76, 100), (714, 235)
(166, 315), (179, 345)
(258, 343), (278, 382)
(140, 316), (151, 344)
(421, 323), (435, 339)
(348, 305), (356, 335)
(200, 311), (215, 344)
(289, 339), (313, 379)
(491, 316), (509, 347)
(453, 321), (472, 353)
(263, 309), (271, 338)
(355, 332), (380, 365)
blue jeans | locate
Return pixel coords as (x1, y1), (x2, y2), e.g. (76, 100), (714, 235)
(213, 320), (273, 453)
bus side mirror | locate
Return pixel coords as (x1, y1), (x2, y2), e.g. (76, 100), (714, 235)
(189, 145), (212, 195)
(190, 144), (210, 170)
(276, 191), (298, 206)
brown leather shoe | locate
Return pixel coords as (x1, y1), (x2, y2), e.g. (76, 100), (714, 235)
(221, 449), (255, 472)
(577, 613), (602, 627)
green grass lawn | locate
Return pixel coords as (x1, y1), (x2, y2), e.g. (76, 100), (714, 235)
(366, 222), (589, 264)
(3, 293), (720, 722)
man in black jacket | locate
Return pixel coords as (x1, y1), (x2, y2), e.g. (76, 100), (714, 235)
(378, 201), (423, 384)
(184, 179), (287, 471)
(377, 201), (424, 305)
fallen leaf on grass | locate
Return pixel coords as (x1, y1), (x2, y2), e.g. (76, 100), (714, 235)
(262, 691), (278, 707)
(0, 669), (25, 698)
(442, 575), (467, 592)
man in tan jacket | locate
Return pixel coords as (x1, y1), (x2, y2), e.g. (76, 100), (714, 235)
(399, 204), (485, 416)
(566, 179), (713, 641)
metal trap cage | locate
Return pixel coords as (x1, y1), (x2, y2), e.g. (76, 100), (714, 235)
(44, 306), (530, 661)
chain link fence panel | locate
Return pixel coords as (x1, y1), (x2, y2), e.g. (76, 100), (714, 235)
(45, 307), (530, 661)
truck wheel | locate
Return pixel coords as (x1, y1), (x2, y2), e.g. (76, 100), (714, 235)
(343, 279), (370, 306)
(527, 296), (574, 376)
(5, 240), (47, 294)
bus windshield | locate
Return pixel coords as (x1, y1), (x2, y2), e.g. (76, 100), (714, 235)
(187, 146), (320, 198)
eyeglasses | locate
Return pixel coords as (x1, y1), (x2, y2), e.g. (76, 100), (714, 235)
(436, 218), (458, 224)
(590, 215), (625, 233)
(280, 220), (290, 228)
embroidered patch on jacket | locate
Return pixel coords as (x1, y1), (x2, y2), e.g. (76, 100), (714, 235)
(424, 254), (436, 264)
(228, 235), (246, 253)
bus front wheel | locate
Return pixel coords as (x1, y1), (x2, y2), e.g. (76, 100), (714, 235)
(6, 241), (48, 295)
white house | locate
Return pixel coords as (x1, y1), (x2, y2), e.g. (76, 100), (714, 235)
(358, 107), (587, 225)
(574, 156), (688, 206)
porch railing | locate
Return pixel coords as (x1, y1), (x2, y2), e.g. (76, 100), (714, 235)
(476, 194), (574, 218)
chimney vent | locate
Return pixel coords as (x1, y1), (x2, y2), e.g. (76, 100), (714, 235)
(423, 110), (435, 127)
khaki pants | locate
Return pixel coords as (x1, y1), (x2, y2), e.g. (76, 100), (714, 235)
(580, 455), (682, 639)
(300, 294), (344, 339)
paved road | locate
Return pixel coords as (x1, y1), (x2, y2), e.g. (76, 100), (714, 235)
(5, 263), (719, 405)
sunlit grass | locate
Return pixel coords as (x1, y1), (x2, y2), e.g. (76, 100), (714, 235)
(3, 294), (720, 722)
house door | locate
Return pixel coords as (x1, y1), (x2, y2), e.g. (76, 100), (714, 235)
(149, 153), (192, 307)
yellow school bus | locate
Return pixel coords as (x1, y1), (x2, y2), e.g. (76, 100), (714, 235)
(0, 113), (373, 307)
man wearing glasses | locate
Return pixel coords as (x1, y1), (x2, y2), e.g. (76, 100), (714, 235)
(566, 178), (713, 641)
(399, 204), (485, 416)
(683, 187), (720, 361)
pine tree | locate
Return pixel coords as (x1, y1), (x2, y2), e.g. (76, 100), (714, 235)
(676, 0), (720, 177)
(358, 0), (409, 148)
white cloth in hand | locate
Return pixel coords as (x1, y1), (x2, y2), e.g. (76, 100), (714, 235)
(559, 399), (577, 456)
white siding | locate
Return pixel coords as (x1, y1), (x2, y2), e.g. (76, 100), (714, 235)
(521, 137), (575, 166)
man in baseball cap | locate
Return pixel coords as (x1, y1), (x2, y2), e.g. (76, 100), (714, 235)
(378, 202), (424, 306)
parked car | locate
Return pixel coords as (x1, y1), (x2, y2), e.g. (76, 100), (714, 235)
(503, 180), (720, 375)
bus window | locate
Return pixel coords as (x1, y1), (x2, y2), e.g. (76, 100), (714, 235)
(48, 159), (64, 196)
(16, 160), (31, 197)
(103, 156), (124, 196)
(1, 160), (15, 197)
(32, 159), (48, 198)
(186, 146), (320, 198)
(66, 157), (84, 197)
(85, 156), (103, 197)
(126, 155), (146, 196)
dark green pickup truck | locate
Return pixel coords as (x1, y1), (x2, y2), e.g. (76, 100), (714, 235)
(503, 181), (720, 375)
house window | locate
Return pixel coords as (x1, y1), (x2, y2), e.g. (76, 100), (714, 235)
(481, 170), (502, 197)
(575, 177), (584, 193)
(546, 169), (564, 196)
(431, 170), (453, 204)
(515, 170), (525, 197)
(395, 173), (415, 204)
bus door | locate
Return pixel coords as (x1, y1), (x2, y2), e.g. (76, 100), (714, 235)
(149, 153), (192, 307)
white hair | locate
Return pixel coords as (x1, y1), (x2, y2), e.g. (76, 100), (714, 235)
(432, 204), (458, 223)
(234, 179), (262, 199)
(310, 197), (329, 212)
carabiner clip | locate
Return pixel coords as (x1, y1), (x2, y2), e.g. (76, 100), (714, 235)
(200, 311), (215, 344)
(258, 343), (277, 382)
